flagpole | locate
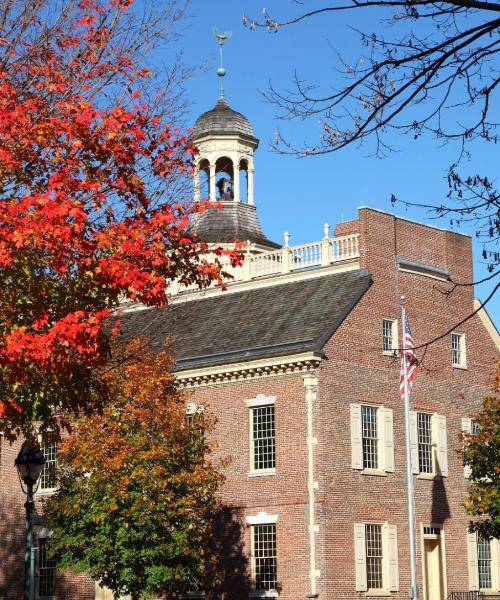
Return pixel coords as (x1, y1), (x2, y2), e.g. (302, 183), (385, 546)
(401, 300), (419, 599)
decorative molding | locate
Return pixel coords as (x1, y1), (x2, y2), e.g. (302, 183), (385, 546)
(396, 256), (449, 281)
(245, 394), (276, 408)
(474, 298), (500, 350)
(246, 512), (279, 526)
(176, 352), (322, 388)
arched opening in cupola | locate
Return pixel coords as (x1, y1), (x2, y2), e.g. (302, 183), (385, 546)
(239, 158), (248, 203)
(215, 156), (234, 200)
(197, 158), (210, 201)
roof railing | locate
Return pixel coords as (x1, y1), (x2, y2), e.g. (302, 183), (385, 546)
(170, 232), (360, 296)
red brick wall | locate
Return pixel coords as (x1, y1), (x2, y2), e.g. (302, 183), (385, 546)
(191, 374), (311, 600)
(315, 208), (498, 599)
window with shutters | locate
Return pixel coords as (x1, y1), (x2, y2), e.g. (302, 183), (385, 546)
(410, 412), (448, 477)
(467, 531), (500, 592)
(39, 441), (57, 492)
(354, 522), (399, 593)
(451, 332), (466, 368)
(246, 396), (276, 475)
(382, 319), (398, 354)
(351, 404), (394, 474)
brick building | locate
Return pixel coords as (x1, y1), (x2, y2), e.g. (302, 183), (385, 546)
(1, 92), (499, 600)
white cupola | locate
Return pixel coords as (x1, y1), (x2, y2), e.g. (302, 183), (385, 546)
(189, 30), (279, 252)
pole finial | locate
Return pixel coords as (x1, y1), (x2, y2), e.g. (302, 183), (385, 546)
(212, 27), (232, 99)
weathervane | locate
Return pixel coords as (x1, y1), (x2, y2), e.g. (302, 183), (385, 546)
(212, 27), (232, 99)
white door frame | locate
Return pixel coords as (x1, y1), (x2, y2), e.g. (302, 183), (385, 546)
(420, 523), (448, 600)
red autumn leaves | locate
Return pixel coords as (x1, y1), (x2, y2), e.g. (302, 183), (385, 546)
(0, 0), (242, 437)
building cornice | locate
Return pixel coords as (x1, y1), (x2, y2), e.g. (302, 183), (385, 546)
(175, 351), (323, 388)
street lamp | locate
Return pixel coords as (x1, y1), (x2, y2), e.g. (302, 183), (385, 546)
(15, 442), (46, 600)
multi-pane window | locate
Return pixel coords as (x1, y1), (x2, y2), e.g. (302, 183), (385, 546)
(355, 522), (399, 593)
(471, 420), (480, 435)
(251, 405), (276, 471)
(365, 524), (383, 589)
(252, 524), (277, 591)
(452, 332), (466, 367)
(38, 539), (56, 599)
(382, 319), (396, 353)
(40, 442), (57, 491)
(478, 537), (492, 589)
(417, 413), (433, 474)
(361, 405), (378, 470)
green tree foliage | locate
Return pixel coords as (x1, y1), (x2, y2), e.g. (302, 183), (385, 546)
(43, 339), (222, 599)
(462, 368), (500, 539)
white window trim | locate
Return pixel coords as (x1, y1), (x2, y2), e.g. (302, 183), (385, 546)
(186, 402), (204, 415)
(354, 521), (399, 594)
(248, 397), (276, 476)
(245, 394), (276, 408)
(246, 512), (279, 526)
(351, 403), (394, 474)
(35, 436), (58, 496)
(451, 332), (467, 369)
(382, 318), (399, 356)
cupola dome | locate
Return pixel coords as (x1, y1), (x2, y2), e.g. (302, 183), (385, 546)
(192, 98), (255, 140)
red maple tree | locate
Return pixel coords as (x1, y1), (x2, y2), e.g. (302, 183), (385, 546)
(0, 0), (241, 438)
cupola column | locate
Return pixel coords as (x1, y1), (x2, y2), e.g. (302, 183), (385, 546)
(233, 161), (240, 202)
(194, 165), (200, 202)
(248, 166), (255, 205)
(209, 163), (216, 202)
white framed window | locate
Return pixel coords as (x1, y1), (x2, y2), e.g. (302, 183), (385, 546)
(246, 395), (276, 475)
(467, 531), (500, 592)
(409, 412), (448, 477)
(351, 404), (394, 473)
(186, 402), (204, 428)
(451, 332), (467, 368)
(37, 538), (56, 599)
(39, 441), (57, 492)
(354, 522), (399, 593)
(247, 512), (279, 597)
(382, 319), (398, 354)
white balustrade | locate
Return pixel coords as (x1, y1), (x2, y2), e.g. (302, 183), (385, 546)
(171, 233), (359, 295)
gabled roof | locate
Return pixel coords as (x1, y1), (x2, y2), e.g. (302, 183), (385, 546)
(122, 269), (371, 371)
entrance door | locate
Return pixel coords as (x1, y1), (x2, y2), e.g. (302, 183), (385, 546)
(424, 538), (445, 600)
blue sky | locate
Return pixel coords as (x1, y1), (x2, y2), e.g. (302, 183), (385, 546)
(161, 0), (498, 325)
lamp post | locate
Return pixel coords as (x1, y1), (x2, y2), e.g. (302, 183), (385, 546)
(15, 442), (46, 600)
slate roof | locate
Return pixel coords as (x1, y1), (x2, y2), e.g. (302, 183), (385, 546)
(190, 203), (281, 249)
(192, 98), (255, 139)
(122, 269), (371, 371)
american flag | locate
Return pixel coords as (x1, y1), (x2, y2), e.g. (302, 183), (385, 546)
(399, 312), (418, 398)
